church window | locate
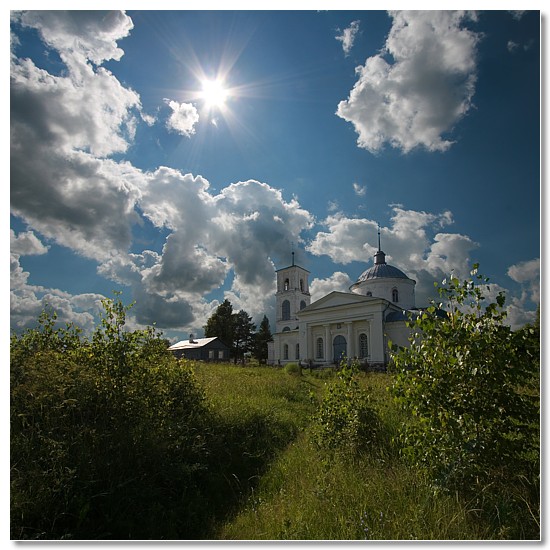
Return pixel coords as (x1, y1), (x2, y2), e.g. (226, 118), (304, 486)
(366, 291), (372, 297)
(295, 343), (300, 360)
(282, 327), (290, 332)
(300, 300), (306, 310)
(392, 288), (399, 302)
(300, 279), (304, 291)
(282, 300), (290, 320)
(284, 278), (290, 291)
(283, 344), (289, 360)
(316, 337), (324, 359)
(359, 333), (368, 359)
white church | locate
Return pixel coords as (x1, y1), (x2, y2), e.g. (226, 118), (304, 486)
(267, 236), (419, 370)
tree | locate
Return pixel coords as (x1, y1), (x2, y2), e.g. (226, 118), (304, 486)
(390, 265), (539, 536)
(232, 309), (256, 364)
(253, 315), (273, 364)
(203, 299), (234, 350)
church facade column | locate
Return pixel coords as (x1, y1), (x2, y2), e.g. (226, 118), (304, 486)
(306, 324), (313, 362)
(346, 321), (354, 359)
(370, 311), (385, 365)
(324, 324), (331, 363)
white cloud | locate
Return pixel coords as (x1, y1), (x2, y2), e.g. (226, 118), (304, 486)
(13, 11), (134, 66)
(10, 229), (49, 256)
(10, 11), (147, 262)
(165, 100), (200, 137)
(310, 272), (353, 303)
(307, 214), (376, 265)
(507, 258), (540, 305)
(336, 20), (360, 56)
(337, 11), (480, 154)
(307, 206), (479, 306)
(353, 182), (366, 196)
(135, 176), (313, 326)
(10, 253), (103, 334)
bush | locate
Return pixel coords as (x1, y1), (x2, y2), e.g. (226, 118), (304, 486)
(390, 266), (539, 538)
(311, 361), (380, 457)
(11, 296), (211, 539)
(284, 362), (301, 376)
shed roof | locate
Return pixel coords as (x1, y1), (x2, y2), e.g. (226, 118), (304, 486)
(168, 336), (221, 351)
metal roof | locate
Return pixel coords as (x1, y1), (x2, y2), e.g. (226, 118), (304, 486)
(355, 263), (410, 283)
(168, 336), (219, 350)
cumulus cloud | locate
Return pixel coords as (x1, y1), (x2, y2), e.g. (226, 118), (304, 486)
(507, 258), (540, 305)
(10, 253), (103, 334)
(337, 11), (480, 153)
(11, 11), (147, 261)
(307, 213), (376, 265)
(135, 175), (313, 325)
(13, 10), (133, 66)
(307, 205), (479, 306)
(336, 20), (360, 56)
(310, 272), (354, 303)
(10, 229), (49, 256)
(165, 100), (200, 137)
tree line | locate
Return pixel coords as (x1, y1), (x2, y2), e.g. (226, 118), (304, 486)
(203, 299), (273, 364)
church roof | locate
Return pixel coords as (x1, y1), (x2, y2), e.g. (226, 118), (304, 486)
(351, 228), (413, 288)
(353, 246), (412, 285)
(356, 262), (410, 283)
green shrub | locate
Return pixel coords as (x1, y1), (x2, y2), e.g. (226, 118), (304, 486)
(284, 362), (301, 375)
(390, 266), (539, 538)
(311, 361), (380, 457)
(11, 296), (211, 539)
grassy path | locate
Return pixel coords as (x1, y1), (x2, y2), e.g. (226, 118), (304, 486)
(193, 363), (488, 540)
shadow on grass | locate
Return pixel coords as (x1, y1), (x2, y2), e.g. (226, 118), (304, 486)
(30, 411), (299, 540)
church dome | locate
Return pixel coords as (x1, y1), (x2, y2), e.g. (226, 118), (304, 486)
(353, 247), (411, 285)
(349, 231), (416, 310)
(355, 262), (410, 283)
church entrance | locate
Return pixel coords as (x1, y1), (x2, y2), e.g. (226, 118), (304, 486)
(333, 335), (347, 364)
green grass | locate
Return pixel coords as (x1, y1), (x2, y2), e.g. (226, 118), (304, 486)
(213, 368), (488, 540)
(12, 357), (539, 540)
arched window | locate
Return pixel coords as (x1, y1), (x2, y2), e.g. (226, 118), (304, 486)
(283, 344), (289, 360)
(282, 327), (291, 332)
(366, 291), (373, 297)
(300, 300), (306, 310)
(392, 288), (399, 302)
(300, 279), (304, 292)
(316, 337), (324, 359)
(359, 333), (368, 359)
(284, 278), (290, 291)
(295, 343), (300, 360)
(282, 300), (290, 320)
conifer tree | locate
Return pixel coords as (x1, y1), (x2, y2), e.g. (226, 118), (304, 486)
(253, 315), (273, 364)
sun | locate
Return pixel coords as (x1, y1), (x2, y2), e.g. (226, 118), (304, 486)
(200, 78), (229, 109)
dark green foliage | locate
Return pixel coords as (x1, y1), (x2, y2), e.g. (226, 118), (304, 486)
(311, 361), (380, 457)
(203, 300), (257, 363)
(232, 310), (256, 364)
(253, 315), (273, 364)
(11, 296), (305, 540)
(11, 295), (212, 539)
(204, 299), (234, 350)
(390, 266), (540, 538)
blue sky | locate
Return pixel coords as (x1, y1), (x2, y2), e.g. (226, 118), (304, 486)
(9, 9), (541, 340)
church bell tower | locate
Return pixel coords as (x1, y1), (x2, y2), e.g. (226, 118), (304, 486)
(275, 252), (311, 334)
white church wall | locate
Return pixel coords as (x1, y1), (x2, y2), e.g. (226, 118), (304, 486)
(385, 322), (411, 351)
